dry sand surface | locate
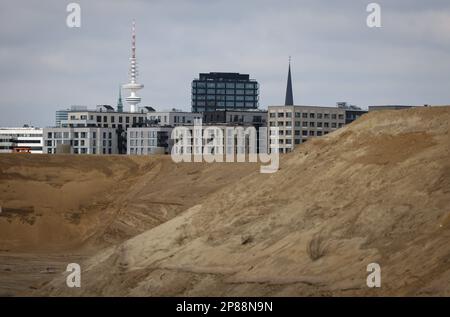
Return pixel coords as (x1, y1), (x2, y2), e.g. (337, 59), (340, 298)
(1, 107), (450, 296)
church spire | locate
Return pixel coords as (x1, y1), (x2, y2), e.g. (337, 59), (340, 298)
(285, 56), (294, 106)
(117, 86), (123, 113)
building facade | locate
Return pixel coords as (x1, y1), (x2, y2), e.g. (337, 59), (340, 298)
(268, 105), (346, 153)
(336, 102), (368, 124)
(128, 123), (269, 157)
(146, 110), (202, 126)
(202, 109), (267, 126)
(43, 127), (118, 155)
(127, 127), (173, 155)
(0, 127), (43, 154)
(60, 105), (147, 129)
(191, 72), (259, 112)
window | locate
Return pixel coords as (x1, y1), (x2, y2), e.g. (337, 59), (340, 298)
(309, 113), (315, 119)
(47, 132), (52, 138)
(286, 112), (292, 118)
(302, 113), (308, 118)
(278, 112), (284, 118)
(269, 113), (276, 118)
(317, 113), (323, 119)
(302, 121), (308, 127)
(295, 112), (301, 118)
(332, 114), (337, 120)
(309, 122), (315, 127)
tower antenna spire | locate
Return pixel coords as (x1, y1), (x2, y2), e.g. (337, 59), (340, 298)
(122, 19), (144, 113)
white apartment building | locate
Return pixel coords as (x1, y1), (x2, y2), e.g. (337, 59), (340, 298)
(146, 110), (202, 126)
(127, 127), (173, 155)
(60, 105), (148, 129)
(0, 127), (43, 154)
(43, 127), (118, 155)
(128, 123), (269, 157)
(268, 105), (346, 153)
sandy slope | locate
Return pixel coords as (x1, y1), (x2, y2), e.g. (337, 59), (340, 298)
(33, 106), (450, 296)
(0, 155), (257, 295)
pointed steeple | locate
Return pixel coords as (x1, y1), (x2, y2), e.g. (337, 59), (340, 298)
(117, 86), (123, 113)
(285, 57), (294, 106)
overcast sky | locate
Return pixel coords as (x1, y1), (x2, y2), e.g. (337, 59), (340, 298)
(1, 0), (450, 127)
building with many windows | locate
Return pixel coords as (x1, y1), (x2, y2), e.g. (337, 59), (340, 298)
(59, 105), (148, 129)
(336, 102), (368, 124)
(202, 109), (267, 127)
(268, 105), (346, 153)
(127, 127), (173, 155)
(43, 127), (118, 155)
(0, 127), (43, 154)
(191, 72), (259, 112)
(146, 110), (202, 126)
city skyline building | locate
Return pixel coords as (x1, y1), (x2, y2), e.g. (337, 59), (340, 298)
(122, 20), (144, 113)
(0, 127), (43, 154)
(191, 72), (259, 112)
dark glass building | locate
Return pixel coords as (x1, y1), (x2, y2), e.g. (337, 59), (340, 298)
(191, 72), (259, 112)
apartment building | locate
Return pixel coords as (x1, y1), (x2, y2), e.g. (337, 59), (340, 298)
(0, 127), (43, 154)
(43, 127), (118, 155)
(128, 122), (269, 157)
(60, 105), (148, 129)
(146, 110), (202, 126)
(268, 105), (346, 153)
(202, 109), (267, 126)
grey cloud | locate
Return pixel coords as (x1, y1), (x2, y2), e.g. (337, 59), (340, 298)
(1, 0), (450, 127)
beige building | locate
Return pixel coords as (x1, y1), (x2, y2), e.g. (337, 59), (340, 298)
(268, 105), (345, 153)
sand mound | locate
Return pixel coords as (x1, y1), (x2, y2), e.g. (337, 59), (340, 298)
(0, 155), (257, 253)
(34, 106), (450, 296)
